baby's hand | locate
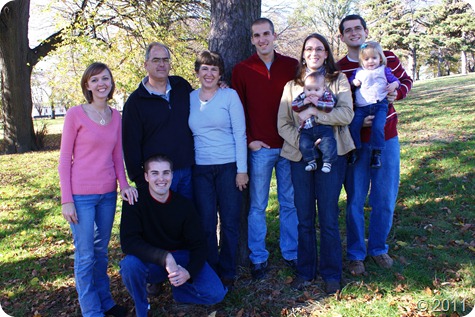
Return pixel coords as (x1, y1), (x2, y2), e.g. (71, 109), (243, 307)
(353, 79), (361, 87)
(387, 82), (399, 93)
(306, 95), (320, 105)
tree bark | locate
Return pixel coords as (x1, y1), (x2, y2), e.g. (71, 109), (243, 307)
(209, 0), (261, 83)
(0, 0), (37, 153)
(208, 0), (261, 267)
(461, 50), (467, 75)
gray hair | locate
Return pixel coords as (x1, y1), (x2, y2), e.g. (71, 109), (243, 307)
(145, 42), (171, 61)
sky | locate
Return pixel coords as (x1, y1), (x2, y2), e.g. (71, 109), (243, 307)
(26, 0), (299, 46)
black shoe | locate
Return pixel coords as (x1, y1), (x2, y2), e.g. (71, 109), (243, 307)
(324, 280), (341, 295)
(146, 283), (161, 296)
(347, 150), (358, 165)
(370, 150), (382, 168)
(290, 276), (312, 290)
(284, 258), (297, 272)
(251, 261), (268, 280)
(105, 305), (127, 317)
(221, 277), (236, 291)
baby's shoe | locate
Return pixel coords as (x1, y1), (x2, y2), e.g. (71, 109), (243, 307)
(321, 162), (331, 173)
(305, 161), (318, 172)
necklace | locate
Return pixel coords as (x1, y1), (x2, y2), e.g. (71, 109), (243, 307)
(199, 88), (218, 102)
(91, 106), (107, 125)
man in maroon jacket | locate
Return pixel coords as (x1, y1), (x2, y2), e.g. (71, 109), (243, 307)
(337, 15), (413, 276)
(231, 18), (299, 279)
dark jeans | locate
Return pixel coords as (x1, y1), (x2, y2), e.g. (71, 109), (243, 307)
(299, 124), (337, 164)
(290, 155), (346, 282)
(192, 162), (242, 279)
(349, 98), (389, 150)
(120, 251), (226, 317)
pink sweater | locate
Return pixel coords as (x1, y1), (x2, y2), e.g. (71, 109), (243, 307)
(58, 105), (129, 204)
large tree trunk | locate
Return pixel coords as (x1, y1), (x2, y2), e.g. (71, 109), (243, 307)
(209, 0), (261, 83)
(0, 0), (37, 153)
(209, 0), (261, 267)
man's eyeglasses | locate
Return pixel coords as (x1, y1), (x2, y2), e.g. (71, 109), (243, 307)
(150, 57), (170, 64)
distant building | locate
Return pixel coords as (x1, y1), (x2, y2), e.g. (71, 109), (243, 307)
(32, 106), (67, 118)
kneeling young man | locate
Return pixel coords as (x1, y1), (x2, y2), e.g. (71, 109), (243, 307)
(120, 154), (226, 317)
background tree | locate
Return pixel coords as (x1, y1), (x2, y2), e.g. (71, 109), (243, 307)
(0, 0), (208, 154)
(208, 0), (261, 265)
(291, 0), (358, 58)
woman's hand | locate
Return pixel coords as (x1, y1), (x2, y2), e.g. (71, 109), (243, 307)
(236, 173), (249, 191)
(363, 115), (374, 127)
(297, 107), (318, 123)
(62, 202), (78, 224)
(121, 186), (138, 205)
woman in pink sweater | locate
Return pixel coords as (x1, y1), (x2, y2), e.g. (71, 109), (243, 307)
(58, 62), (137, 317)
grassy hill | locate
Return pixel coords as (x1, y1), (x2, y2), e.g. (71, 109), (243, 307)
(1, 73), (474, 316)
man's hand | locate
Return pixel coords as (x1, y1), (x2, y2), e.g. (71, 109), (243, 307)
(387, 91), (397, 103)
(387, 82), (399, 93)
(168, 265), (191, 287)
(248, 140), (270, 151)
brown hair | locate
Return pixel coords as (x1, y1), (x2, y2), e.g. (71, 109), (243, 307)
(144, 154), (174, 172)
(80, 62), (115, 103)
(251, 17), (275, 34)
(294, 33), (339, 86)
(194, 50), (225, 76)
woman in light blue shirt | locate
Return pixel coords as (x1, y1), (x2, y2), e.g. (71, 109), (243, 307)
(188, 50), (248, 287)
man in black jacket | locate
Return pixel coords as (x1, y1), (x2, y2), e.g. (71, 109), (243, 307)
(122, 42), (194, 199)
(120, 154), (226, 317)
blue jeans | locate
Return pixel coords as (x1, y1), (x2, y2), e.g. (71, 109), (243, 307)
(170, 167), (193, 200)
(350, 99), (389, 150)
(299, 124), (337, 164)
(290, 155), (346, 282)
(345, 136), (400, 260)
(120, 252), (227, 317)
(248, 148), (298, 264)
(71, 191), (118, 317)
(192, 163), (242, 279)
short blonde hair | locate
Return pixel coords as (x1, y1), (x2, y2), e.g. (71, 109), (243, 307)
(358, 41), (387, 67)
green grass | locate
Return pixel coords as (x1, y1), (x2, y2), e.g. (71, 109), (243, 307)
(1, 74), (475, 316)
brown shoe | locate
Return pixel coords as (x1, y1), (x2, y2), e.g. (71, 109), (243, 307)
(348, 260), (365, 275)
(371, 254), (393, 268)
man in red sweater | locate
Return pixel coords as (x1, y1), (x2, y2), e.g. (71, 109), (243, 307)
(337, 15), (413, 276)
(231, 18), (299, 279)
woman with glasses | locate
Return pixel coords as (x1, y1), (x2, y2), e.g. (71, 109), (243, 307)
(277, 33), (355, 294)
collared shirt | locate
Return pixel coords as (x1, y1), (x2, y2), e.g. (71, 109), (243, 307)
(142, 76), (172, 102)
